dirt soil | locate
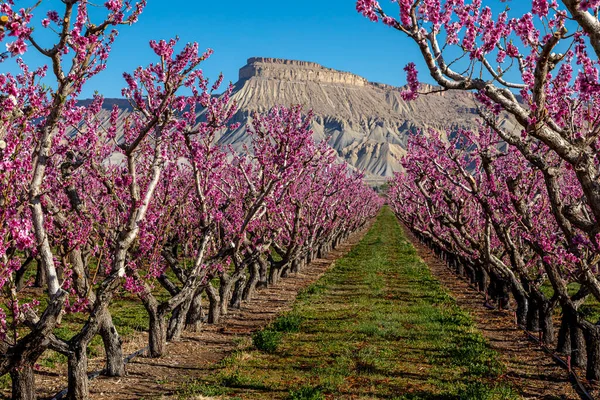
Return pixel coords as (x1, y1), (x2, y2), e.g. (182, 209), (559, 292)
(402, 225), (582, 400)
(40, 222), (373, 400)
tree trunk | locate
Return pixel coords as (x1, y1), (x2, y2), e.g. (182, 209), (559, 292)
(475, 266), (489, 293)
(219, 274), (236, 317)
(495, 279), (510, 310)
(98, 312), (125, 376)
(66, 345), (89, 400)
(557, 310), (571, 355)
(242, 262), (260, 301)
(526, 296), (541, 332)
(206, 283), (221, 324)
(34, 260), (47, 288)
(455, 257), (465, 277)
(571, 320), (587, 368)
(512, 289), (528, 328)
(268, 264), (281, 286)
(280, 264), (290, 278)
(464, 263), (476, 285)
(14, 256), (34, 291)
(583, 324), (600, 381)
(257, 258), (268, 289)
(148, 311), (168, 358)
(185, 287), (204, 332)
(168, 295), (193, 342)
(229, 274), (246, 310)
(290, 258), (300, 274)
(539, 301), (555, 346)
(10, 364), (35, 400)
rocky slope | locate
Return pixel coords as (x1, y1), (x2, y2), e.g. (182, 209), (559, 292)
(220, 57), (514, 181)
(95, 57), (516, 182)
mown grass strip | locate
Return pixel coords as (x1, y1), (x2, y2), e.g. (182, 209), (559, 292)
(178, 206), (519, 399)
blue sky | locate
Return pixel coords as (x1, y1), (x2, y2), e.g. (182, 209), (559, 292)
(4, 0), (535, 98)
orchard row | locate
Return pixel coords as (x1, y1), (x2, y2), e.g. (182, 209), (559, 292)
(357, 0), (600, 384)
(0, 2), (382, 399)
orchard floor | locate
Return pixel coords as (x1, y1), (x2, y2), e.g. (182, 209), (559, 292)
(35, 207), (580, 399)
(77, 217), (375, 400)
(163, 207), (577, 400)
(404, 228), (581, 400)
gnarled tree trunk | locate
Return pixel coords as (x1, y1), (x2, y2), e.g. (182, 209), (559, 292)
(66, 345), (88, 400)
(229, 274), (247, 310)
(148, 310), (168, 358)
(98, 313), (124, 376)
(168, 295), (193, 342)
(185, 287), (205, 332)
(583, 323), (600, 381)
(10, 364), (35, 400)
(242, 262), (260, 301)
(206, 283), (221, 324)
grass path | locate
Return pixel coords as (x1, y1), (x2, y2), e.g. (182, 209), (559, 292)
(180, 207), (518, 400)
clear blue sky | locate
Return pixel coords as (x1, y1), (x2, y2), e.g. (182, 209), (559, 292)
(5, 0), (534, 98)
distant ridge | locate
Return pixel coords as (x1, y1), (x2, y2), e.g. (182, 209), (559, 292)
(89, 57), (516, 183)
(221, 57), (515, 182)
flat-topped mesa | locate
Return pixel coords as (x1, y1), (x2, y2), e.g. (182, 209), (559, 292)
(239, 57), (369, 87)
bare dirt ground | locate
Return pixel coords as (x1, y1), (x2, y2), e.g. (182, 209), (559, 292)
(402, 225), (582, 400)
(38, 222), (374, 400)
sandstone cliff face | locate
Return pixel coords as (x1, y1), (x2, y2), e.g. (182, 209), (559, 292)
(220, 57), (515, 182)
(239, 57), (369, 86)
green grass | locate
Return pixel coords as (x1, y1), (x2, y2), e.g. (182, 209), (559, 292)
(252, 329), (282, 353)
(272, 313), (304, 333)
(177, 207), (519, 399)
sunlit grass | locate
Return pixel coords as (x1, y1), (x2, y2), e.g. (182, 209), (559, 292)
(176, 207), (519, 399)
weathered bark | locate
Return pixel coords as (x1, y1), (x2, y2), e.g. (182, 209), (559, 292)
(539, 300), (556, 346)
(455, 256), (465, 276)
(219, 274), (236, 317)
(148, 311), (168, 358)
(10, 364), (35, 400)
(66, 248), (125, 378)
(185, 287), (204, 332)
(257, 257), (268, 289)
(571, 319), (587, 368)
(317, 245), (324, 259)
(557, 310), (571, 355)
(2, 291), (67, 400)
(229, 275), (247, 310)
(526, 296), (541, 332)
(66, 345), (88, 400)
(511, 288), (528, 328)
(269, 264), (282, 286)
(493, 279), (510, 310)
(167, 295), (193, 342)
(206, 283), (220, 324)
(242, 262), (260, 301)
(464, 263), (476, 285)
(98, 313), (124, 376)
(14, 256), (34, 291)
(475, 265), (489, 293)
(290, 258), (300, 274)
(280, 263), (290, 278)
(583, 323), (600, 381)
